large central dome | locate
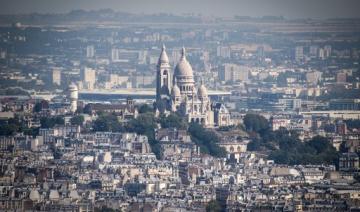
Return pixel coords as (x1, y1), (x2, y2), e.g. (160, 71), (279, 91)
(174, 47), (193, 78)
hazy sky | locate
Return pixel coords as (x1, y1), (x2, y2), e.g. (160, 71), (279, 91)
(1, 0), (360, 19)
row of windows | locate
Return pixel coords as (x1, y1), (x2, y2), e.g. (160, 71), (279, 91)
(180, 85), (193, 92)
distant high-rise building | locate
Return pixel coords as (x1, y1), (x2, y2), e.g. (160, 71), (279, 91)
(256, 46), (265, 62)
(324, 45), (332, 58)
(295, 46), (304, 62)
(306, 71), (322, 85)
(336, 72), (347, 83)
(52, 69), (61, 86)
(219, 64), (249, 83)
(319, 48), (325, 60)
(0, 50), (6, 59)
(171, 49), (182, 63)
(329, 99), (360, 110)
(309, 45), (318, 58)
(138, 50), (148, 64)
(217, 46), (231, 58)
(81, 67), (96, 90)
(111, 48), (120, 62)
(111, 49), (139, 62)
(86, 45), (95, 58)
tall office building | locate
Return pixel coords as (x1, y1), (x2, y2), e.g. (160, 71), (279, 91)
(219, 64), (249, 83)
(217, 46), (231, 58)
(306, 71), (322, 85)
(81, 67), (96, 90)
(309, 45), (318, 58)
(256, 46), (265, 62)
(0, 50), (6, 59)
(86, 45), (95, 58)
(324, 45), (332, 58)
(336, 72), (347, 83)
(111, 48), (120, 62)
(295, 46), (304, 62)
(319, 48), (325, 60)
(52, 69), (61, 86)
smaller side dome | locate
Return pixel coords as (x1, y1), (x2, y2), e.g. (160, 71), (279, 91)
(29, 189), (40, 201)
(68, 83), (78, 91)
(49, 190), (60, 201)
(198, 84), (208, 97)
(171, 84), (181, 96)
(69, 190), (80, 200)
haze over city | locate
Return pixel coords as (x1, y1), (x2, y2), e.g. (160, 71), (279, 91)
(0, 0), (360, 211)
(1, 0), (360, 19)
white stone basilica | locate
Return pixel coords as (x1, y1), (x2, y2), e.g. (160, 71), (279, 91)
(156, 45), (231, 127)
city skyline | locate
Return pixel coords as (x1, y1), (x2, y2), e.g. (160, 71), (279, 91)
(0, 1), (360, 211)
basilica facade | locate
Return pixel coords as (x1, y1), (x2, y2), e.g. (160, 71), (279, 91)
(156, 45), (231, 127)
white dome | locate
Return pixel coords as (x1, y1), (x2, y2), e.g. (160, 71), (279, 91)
(68, 83), (78, 91)
(29, 189), (40, 201)
(69, 190), (80, 200)
(158, 44), (169, 64)
(198, 84), (208, 97)
(49, 190), (60, 201)
(174, 47), (193, 78)
(171, 84), (181, 96)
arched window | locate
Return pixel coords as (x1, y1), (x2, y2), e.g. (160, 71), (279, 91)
(162, 70), (168, 86)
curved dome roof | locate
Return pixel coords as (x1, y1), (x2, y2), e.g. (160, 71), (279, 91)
(171, 84), (181, 96)
(158, 44), (169, 64)
(68, 83), (78, 91)
(174, 47), (193, 78)
(69, 190), (80, 200)
(198, 84), (208, 97)
(49, 190), (60, 200)
(29, 190), (40, 201)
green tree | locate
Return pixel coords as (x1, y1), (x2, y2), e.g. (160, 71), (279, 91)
(138, 104), (153, 114)
(159, 113), (188, 130)
(33, 100), (49, 113)
(206, 200), (223, 212)
(345, 120), (360, 129)
(243, 113), (269, 133)
(126, 112), (160, 158)
(267, 133), (338, 165)
(33, 102), (42, 113)
(93, 113), (124, 132)
(126, 112), (157, 136)
(83, 104), (92, 115)
(307, 136), (332, 154)
(40, 116), (65, 128)
(0, 124), (19, 136)
(70, 115), (84, 126)
(188, 123), (226, 158)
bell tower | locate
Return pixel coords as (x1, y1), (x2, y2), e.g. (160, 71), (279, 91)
(156, 44), (171, 111)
